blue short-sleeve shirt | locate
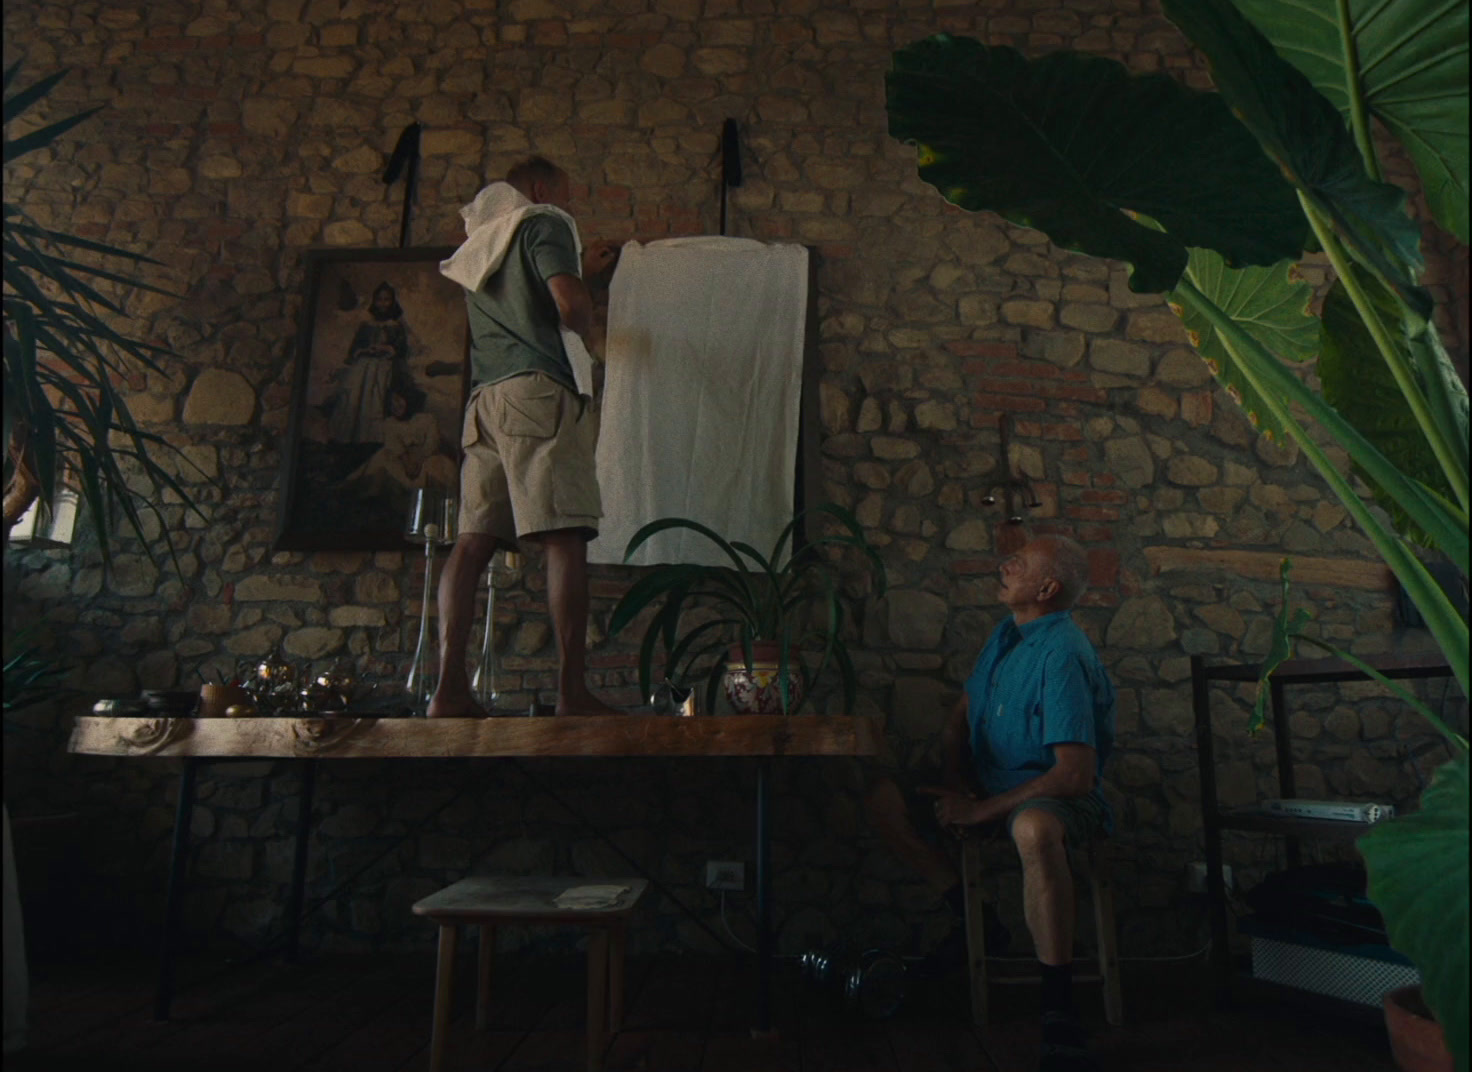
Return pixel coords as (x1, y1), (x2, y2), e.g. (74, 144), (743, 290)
(965, 610), (1116, 818)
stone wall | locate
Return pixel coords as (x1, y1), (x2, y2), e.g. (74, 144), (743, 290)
(4, 0), (1465, 962)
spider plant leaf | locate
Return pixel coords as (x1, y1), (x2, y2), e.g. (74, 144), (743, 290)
(1228, 0), (1469, 244)
(609, 564), (706, 635)
(887, 34), (1306, 294)
(5, 220), (169, 268)
(4, 106), (106, 163)
(667, 618), (742, 681)
(1161, 0), (1430, 317)
(3, 69), (70, 123)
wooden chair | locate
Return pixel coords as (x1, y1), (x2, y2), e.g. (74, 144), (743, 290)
(960, 836), (1123, 1027)
(412, 876), (649, 1072)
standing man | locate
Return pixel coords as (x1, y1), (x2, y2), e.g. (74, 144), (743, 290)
(429, 157), (621, 718)
(866, 534), (1115, 1072)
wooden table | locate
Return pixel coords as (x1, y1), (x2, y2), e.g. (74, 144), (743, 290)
(69, 714), (880, 1030)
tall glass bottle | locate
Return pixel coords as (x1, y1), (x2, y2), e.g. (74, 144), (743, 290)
(471, 551), (520, 711)
(404, 488), (458, 715)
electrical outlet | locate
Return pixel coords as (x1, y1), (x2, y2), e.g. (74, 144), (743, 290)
(1186, 861), (1234, 894)
(706, 860), (745, 891)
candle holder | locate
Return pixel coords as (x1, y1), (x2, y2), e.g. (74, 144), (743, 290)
(404, 486), (459, 715)
(471, 550), (523, 712)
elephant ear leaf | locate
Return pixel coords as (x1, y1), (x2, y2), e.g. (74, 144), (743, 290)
(1229, 0), (1469, 245)
(1319, 270), (1460, 547)
(1358, 751), (1470, 1072)
(1161, 0), (1430, 318)
(885, 35), (1306, 294)
(1169, 246), (1317, 440)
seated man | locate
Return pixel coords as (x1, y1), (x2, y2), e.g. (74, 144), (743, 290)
(867, 534), (1115, 1072)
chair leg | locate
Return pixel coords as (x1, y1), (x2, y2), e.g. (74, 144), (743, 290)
(586, 929), (610, 1072)
(430, 924), (458, 1072)
(960, 837), (989, 1026)
(475, 924), (496, 1031)
(1091, 872), (1124, 1027)
(607, 923), (626, 1032)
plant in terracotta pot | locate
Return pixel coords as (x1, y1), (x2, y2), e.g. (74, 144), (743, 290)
(608, 504), (886, 715)
(885, 0), (1466, 1066)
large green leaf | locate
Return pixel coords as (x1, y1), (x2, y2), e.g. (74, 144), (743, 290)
(886, 35), (1306, 293)
(1320, 272), (1460, 545)
(1170, 246), (1318, 439)
(1360, 751), (1470, 1072)
(1162, 0), (1430, 316)
(1231, 0), (1469, 244)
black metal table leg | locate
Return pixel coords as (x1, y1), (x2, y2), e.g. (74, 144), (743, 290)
(755, 758), (771, 1034)
(284, 758), (317, 964)
(154, 757), (199, 1021)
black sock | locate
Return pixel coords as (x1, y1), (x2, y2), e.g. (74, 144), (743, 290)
(942, 883), (966, 922)
(1040, 961), (1075, 1016)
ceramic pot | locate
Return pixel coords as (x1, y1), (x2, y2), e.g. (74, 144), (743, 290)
(723, 643), (804, 714)
(1383, 985), (1453, 1072)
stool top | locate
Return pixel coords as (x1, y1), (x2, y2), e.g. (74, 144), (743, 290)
(412, 875), (650, 922)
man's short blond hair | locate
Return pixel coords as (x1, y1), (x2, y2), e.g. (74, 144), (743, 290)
(505, 156), (564, 197)
(1033, 535), (1089, 609)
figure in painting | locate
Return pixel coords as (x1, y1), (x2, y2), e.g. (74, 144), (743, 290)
(326, 281), (410, 444)
(340, 381), (457, 496)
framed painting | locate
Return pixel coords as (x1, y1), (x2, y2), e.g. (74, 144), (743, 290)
(274, 246), (468, 551)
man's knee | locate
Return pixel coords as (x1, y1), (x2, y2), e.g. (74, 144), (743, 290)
(1010, 806), (1067, 858)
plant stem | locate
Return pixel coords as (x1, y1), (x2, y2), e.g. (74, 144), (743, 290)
(1175, 277), (1469, 706)
(1293, 635), (1467, 751)
(1335, 0), (1381, 181)
(1298, 191), (1469, 511)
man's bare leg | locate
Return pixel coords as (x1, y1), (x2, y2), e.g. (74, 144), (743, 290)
(539, 528), (624, 716)
(426, 532), (498, 718)
(1012, 808), (1074, 964)
(864, 778), (959, 892)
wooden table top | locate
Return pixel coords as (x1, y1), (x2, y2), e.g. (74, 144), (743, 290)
(412, 876), (651, 922)
(68, 713), (882, 760)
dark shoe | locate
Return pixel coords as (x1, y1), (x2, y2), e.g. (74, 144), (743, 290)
(1038, 1010), (1098, 1072)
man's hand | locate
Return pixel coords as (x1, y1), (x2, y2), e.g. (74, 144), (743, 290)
(581, 239), (618, 282)
(918, 785), (993, 833)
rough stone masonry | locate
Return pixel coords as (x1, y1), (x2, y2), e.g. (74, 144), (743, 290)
(2, 0), (1463, 959)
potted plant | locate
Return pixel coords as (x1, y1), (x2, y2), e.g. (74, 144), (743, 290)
(885, 2), (1466, 1068)
(608, 503), (886, 715)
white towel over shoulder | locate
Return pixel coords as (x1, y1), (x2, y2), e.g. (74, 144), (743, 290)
(590, 237), (809, 567)
(439, 182), (594, 396)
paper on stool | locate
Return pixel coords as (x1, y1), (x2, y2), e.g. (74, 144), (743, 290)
(554, 884), (631, 910)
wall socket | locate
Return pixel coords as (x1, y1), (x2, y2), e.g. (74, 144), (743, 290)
(705, 860), (745, 891)
(1186, 861), (1234, 894)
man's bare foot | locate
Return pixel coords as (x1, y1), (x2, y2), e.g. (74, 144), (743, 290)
(555, 690), (626, 717)
(426, 691), (490, 718)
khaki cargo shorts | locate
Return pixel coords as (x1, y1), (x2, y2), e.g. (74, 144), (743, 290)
(458, 372), (602, 543)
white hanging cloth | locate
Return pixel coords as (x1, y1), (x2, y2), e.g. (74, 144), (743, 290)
(589, 236), (809, 567)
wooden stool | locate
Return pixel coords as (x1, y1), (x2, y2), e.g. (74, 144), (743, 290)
(412, 876), (649, 1072)
(961, 836), (1123, 1027)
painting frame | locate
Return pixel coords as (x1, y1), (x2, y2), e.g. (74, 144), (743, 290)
(274, 246), (469, 552)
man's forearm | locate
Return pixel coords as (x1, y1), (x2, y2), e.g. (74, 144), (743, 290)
(973, 764), (1092, 825)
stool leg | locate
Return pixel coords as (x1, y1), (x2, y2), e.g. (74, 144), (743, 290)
(1091, 873), (1124, 1026)
(586, 929), (610, 1072)
(430, 924), (458, 1072)
(960, 837), (989, 1026)
(607, 923), (626, 1032)
(476, 924), (496, 1031)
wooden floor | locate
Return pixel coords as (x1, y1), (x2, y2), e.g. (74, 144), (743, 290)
(9, 950), (1398, 1071)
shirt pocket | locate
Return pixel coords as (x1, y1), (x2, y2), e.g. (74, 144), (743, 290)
(497, 383), (561, 439)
